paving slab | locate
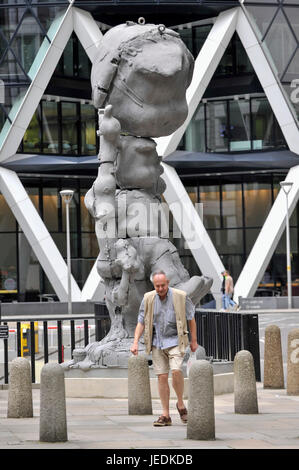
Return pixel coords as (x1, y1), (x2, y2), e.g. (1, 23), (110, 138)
(0, 383), (297, 454)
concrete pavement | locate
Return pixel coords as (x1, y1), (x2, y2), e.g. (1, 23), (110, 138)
(0, 383), (298, 450)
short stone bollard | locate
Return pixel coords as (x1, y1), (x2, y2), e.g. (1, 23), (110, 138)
(234, 350), (258, 414)
(128, 355), (152, 415)
(7, 357), (33, 418)
(263, 324), (284, 389)
(187, 360), (215, 440)
(287, 328), (299, 395)
(39, 363), (67, 442)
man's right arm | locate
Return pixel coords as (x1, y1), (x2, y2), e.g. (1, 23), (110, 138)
(130, 322), (145, 355)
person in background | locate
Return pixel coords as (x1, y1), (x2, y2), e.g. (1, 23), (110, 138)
(221, 269), (237, 311)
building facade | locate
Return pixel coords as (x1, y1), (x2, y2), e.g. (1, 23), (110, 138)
(0, 0), (299, 306)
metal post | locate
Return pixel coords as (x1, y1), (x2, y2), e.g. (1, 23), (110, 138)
(280, 181), (293, 309)
(285, 191), (292, 309)
(66, 199), (72, 316)
(60, 190), (74, 314)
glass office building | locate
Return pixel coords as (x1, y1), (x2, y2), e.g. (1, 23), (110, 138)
(0, 0), (299, 303)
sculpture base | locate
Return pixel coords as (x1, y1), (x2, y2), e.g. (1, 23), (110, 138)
(63, 359), (233, 379)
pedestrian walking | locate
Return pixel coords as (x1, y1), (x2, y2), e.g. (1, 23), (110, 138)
(130, 270), (198, 427)
(221, 269), (237, 311)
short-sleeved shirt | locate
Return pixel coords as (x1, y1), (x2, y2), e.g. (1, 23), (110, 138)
(137, 287), (195, 350)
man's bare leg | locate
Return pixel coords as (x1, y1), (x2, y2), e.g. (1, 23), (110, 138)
(172, 369), (185, 410)
(158, 373), (170, 417)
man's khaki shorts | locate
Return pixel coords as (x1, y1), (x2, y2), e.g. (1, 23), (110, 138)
(152, 345), (184, 375)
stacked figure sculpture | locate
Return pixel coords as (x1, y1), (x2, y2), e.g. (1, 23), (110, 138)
(65, 19), (213, 370)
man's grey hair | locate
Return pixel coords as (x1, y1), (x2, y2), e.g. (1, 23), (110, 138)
(150, 270), (168, 283)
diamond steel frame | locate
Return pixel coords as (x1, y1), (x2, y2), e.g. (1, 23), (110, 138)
(0, 3), (299, 306)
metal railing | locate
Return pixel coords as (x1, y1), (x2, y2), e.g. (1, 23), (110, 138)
(0, 302), (111, 384)
(0, 302), (261, 384)
(195, 309), (261, 381)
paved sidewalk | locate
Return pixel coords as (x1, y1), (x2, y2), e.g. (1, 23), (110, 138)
(0, 383), (298, 450)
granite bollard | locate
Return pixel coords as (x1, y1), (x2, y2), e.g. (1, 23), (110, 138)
(287, 328), (299, 395)
(7, 357), (33, 418)
(264, 324), (284, 389)
(39, 363), (67, 442)
(128, 355), (152, 415)
(187, 360), (215, 440)
(234, 350), (258, 414)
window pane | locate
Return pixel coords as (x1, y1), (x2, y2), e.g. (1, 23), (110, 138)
(236, 35), (253, 74)
(0, 233), (17, 292)
(200, 186), (221, 229)
(251, 98), (275, 150)
(42, 101), (59, 153)
(43, 187), (58, 231)
(185, 104), (205, 152)
(244, 182), (272, 227)
(208, 228), (244, 254)
(215, 39), (233, 76)
(245, 5), (278, 40)
(193, 25), (212, 56)
(0, 193), (15, 231)
(206, 102), (228, 152)
(27, 187), (40, 213)
(178, 27), (192, 52)
(52, 232), (78, 258)
(186, 186), (198, 204)
(18, 232), (40, 300)
(229, 100), (251, 151)
(81, 233), (98, 258)
(245, 228), (260, 255)
(222, 184), (243, 228)
(81, 104), (96, 155)
(78, 41), (91, 79)
(264, 9), (297, 78)
(61, 102), (78, 155)
(63, 37), (73, 76)
(23, 108), (42, 153)
(221, 254), (243, 285)
(80, 190), (95, 232)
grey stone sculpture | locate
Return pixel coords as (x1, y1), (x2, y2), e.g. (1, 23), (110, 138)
(64, 19), (213, 371)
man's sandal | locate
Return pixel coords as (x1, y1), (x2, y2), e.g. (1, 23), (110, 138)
(153, 415), (172, 427)
(176, 402), (188, 424)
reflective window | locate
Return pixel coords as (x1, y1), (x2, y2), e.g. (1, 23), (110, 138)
(206, 101), (228, 152)
(81, 104), (96, 155)
(200, 186), (221, 229)
(208, 228), (244, 254)
(81, 233), (98, 258)
(244, 182), (272, 227)
(23, 109), (41, 153)
(222, 184), (243, 228)
(80, 190), (95, 232)
(61, 102), (78, 155)
(41, 100), (59, 154)
(185, 103), (205, 152)
(0, 233), (17, 292)
(264, 9), (297, 78)
(179, 27), (192, 51)
(0, 193), (15, 231)
(193, 25), (212, 56)
(43, 187), (58, 231)
(251, 97), (283, 150)
(229, 100), (251, 152)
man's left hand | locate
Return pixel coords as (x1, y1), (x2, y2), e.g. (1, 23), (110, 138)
(190, 340), (199, 353)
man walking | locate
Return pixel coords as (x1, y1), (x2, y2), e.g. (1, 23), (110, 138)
(221, 269), (237, 310)
(130, 270), (198, 427)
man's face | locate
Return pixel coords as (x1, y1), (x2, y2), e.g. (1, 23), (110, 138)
(153, 274), (169, 299)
